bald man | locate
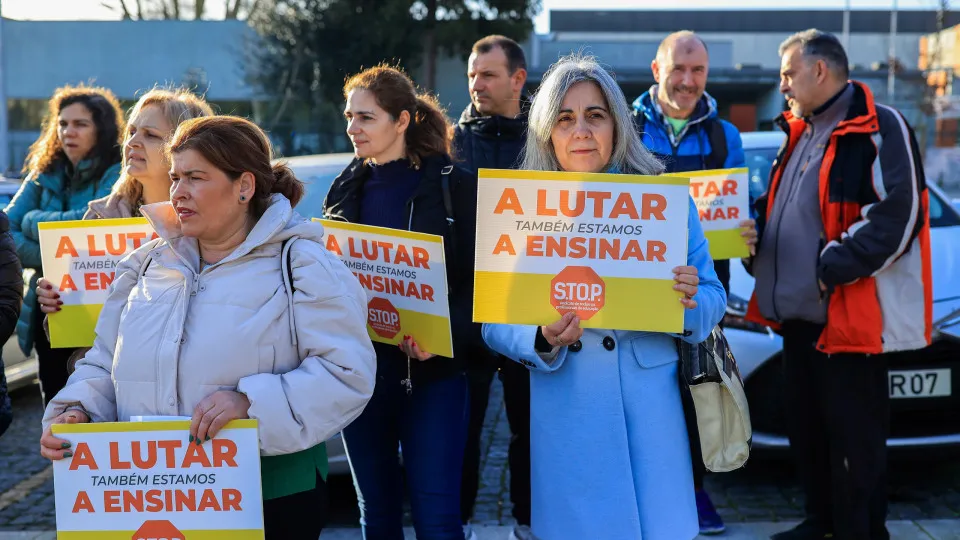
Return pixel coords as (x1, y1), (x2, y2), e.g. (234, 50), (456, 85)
(632, 30), (746, 536)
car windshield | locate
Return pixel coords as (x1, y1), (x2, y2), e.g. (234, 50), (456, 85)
(743, 144), (960, 228)
(292, 166), (345, 219)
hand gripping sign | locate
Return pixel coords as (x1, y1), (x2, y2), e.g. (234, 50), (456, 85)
(669, 167), (751, 260)
(38, 218), (158, 348)
(473, 169), (691, 333)
(315, 219), (454, 358)
(51, 419), (263, 539)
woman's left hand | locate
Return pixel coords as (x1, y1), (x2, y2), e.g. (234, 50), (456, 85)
(189, 390), (251, 444)
(673, 266), (699, 310)
(399, 335), (436, 361)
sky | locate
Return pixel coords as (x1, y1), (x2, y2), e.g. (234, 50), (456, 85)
(1, 0), (949, 34)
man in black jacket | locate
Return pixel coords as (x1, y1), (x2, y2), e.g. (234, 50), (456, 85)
(452, 34), (532, 540)
(0, 210), (24, 437)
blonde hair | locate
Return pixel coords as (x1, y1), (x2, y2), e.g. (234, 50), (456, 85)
(114, 87), (215, 205)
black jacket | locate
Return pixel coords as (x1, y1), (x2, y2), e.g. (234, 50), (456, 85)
(322, 155), (480, 384)
(452, 101), (529, 173)
(0, 211), (24, 437)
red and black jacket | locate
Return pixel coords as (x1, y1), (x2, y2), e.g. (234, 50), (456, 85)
(747, 81), (933, 354)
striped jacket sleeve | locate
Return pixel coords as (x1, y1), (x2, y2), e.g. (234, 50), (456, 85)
(817, 105), (925, 288)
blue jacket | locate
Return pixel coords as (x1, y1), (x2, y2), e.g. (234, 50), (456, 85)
(632, 87), (745, 174)
(4, 158), (121, 354)
(482, 196), (726, 540)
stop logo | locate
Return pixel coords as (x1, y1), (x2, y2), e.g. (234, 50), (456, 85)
(368, 297), (401, 339)
(132, 520), (184, 540)
(550, 266), (606, 320)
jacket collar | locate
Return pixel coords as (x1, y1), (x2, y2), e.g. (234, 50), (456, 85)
(34, 157), (102, 190)
(140, 193), (295, 270)
(776, 80), (878, 137)
(86, 192), (135, 219)
(633, 87), (718, 143)
(457, 97), (530, 140)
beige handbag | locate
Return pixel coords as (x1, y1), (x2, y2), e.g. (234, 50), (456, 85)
(678, 326), (752, 473)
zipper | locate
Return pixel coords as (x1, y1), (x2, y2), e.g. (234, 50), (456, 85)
(401, 198), (416, 394)
(769, 126), (815, 321)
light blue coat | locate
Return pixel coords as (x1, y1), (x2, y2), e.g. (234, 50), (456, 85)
(482, 196), (726, 540)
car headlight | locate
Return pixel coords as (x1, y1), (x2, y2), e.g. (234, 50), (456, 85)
(722, 293), (771, 334)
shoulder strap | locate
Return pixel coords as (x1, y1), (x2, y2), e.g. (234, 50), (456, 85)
(281, 237), (299, 349)
(706, 120), (729, 170)
(440, 166), (459, 279)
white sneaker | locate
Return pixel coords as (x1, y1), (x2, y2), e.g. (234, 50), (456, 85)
(462, 524), (478, 540)
(509, 525), (535, 540)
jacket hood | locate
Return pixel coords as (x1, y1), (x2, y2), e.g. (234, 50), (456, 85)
(85, 192), (135, 220)
(632, 86), (718, 125)
(140, 193), (324, 269)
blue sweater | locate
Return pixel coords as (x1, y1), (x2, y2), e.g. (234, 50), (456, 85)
(359, 159), (421, 230)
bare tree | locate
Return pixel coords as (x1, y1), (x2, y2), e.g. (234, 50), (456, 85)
(101, 0), (262, 20)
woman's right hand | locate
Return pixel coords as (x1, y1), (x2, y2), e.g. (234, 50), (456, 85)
(36, 278), (62, 314)
(540, 312), (583, 348)
(40, 410), (90, 461)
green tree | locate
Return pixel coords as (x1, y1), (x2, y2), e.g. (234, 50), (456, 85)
(412, 0), (542, 90)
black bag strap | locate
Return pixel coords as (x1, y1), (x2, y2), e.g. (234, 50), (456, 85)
(704, 120), (729, 170)
(440, 165), (459, 285)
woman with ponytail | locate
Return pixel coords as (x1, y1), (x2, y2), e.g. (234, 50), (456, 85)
(323, 65), (480, 540)
(38, 115), (377, 540)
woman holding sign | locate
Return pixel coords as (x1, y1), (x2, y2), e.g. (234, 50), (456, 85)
(39, 116), (377, 539)
(323, 65), (479, 540)
(481, 54), (726, 540)
(34, 88), (214, 370)
(4, 84), (125, 406)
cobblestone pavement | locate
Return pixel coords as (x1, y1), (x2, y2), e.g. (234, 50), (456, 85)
(2, 380), (959, 531)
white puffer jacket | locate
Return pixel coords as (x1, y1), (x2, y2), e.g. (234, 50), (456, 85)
(42, 194), (377, 455)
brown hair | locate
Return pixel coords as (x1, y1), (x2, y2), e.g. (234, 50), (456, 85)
(472, 35), (527, 74)
(23, 84), (125, 179)
(115, 87), (214, 206)
(343, 65), (451, 167)
(166, 116), (303, 218)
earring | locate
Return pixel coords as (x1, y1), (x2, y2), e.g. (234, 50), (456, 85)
(240, 195), (246, 201)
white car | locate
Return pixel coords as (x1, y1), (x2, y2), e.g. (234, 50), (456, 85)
(725, 131), (960, 455)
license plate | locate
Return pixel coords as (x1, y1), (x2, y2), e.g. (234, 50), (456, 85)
(889, 369), (951, 398)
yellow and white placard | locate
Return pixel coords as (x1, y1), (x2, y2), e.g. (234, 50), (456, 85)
(39, 218), (158, 348)
(51, 419), (263, 539)
(474, 169), (691, 333)
(673, 167), (750, 260)
(316, 219), (454, 358)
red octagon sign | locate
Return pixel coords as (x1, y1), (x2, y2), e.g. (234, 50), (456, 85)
(368, 297), (401, 339)
(550, 266), (606, 320)
(133, 520), (184, 540)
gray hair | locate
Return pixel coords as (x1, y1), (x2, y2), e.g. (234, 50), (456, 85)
(779, 29), (850, 79)
(521, 54), (664, 175)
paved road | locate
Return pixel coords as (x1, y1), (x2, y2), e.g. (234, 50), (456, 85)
(2, 379), (959, 533)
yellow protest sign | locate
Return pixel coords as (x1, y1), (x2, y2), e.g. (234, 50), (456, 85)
(51, 419), (263, 539)
(38, 218), (158, 348)
(474, 169), (691, 333)
(672, 167), (751, 260)
(315, 219), (454, 358)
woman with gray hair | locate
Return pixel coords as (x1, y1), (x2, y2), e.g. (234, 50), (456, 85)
(482, 54), (725, 540)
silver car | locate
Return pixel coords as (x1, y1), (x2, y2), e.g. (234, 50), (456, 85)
(725, 131), (960, 455)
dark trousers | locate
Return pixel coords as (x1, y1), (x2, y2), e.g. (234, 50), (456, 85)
(782, 321), (890, 540)
(263, 473), (328, 539)
(342, 371), (469, 540)
(34, 306), (73, 407)
(461, 354), (531, 525)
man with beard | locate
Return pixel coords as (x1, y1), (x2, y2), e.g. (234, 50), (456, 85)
(452, 34), (532, 540)
(632, 30), (746, 535)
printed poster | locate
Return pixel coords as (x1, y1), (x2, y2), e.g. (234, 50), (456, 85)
(474, 169), (691, 333)
(672, 167), (751, 260)
(316, 219), (454, 358)
(38, 218), (158, 348)
(51, 419), (263, 539)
